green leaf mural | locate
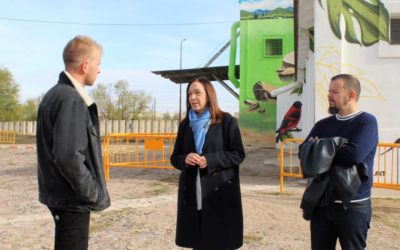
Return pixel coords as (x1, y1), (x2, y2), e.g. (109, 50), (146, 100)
(327, 0), (342, 40)
(320, 0), (390, 46)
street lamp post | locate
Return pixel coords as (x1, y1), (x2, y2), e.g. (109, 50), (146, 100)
(179, 38), (186, 121)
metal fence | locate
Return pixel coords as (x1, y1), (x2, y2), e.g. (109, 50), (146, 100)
(103, 133), (176, 181)
(279, 138), (303, 192)
(375, 142), (400, 190)
(0, 131), (16, 144)
(279, 138), (400, 192)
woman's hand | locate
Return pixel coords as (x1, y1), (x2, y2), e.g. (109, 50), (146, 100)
(184, 153), (207, 168)
(185, 152), (201, 166)
(197, 156), (207, 169)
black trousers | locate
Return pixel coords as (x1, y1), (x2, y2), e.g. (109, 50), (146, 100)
(310, 200), (371, 250)
(49, 207), (90, 250)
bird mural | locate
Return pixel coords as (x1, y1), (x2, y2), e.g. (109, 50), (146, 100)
(243, 81), (276, 114)
(276, 101), (302, 143)
(244, 51), (295, 115)
(276, 51), (295, 82)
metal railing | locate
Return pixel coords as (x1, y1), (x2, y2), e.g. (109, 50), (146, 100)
(279, 138), (303, 192)
(374, 142), (400, 190)
(0, 131), (16, 144)
(279, 138), (400, 192)
(103, 133), (176, 181)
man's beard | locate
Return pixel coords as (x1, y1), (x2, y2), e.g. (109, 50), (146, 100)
(328, 106), (338, 114)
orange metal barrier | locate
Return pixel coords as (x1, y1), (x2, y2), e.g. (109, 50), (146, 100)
(279, 138), (304, 192)
(279, 138), (400, 192)
(0, 131), (16, 144)
(103, 133), (176, 181)
(374, 142), (400, 190)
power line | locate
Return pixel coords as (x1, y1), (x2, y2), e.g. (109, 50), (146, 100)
(0, 17), (234, 27)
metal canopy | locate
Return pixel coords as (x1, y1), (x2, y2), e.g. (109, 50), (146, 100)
(152, 65), (240, 84)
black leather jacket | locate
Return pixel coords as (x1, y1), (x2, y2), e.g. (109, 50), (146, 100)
(36, 72), (110, 212)
(299, 137), (366, 220)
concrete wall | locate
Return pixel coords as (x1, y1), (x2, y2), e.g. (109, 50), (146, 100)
(0, 119), (179, 136)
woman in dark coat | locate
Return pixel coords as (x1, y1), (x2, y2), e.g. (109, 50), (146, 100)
(171, 77), (245, 250)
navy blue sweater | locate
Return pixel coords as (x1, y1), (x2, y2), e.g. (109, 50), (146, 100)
(305, 111), (378, 200)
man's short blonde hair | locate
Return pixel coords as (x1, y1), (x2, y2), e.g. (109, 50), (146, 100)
(63, 35), (102, 69)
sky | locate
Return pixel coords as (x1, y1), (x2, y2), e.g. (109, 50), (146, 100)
(0, 0), (241, 115)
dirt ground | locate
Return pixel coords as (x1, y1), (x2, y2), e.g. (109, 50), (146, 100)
(0, 145), (399, 250)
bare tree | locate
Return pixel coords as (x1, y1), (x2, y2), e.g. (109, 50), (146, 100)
(114, 80), (134, 120)
(91, 80), (154, 120)
(90, 83), (115, 120)
(0, 67), (20, 121)
(20, 95), (43, 121)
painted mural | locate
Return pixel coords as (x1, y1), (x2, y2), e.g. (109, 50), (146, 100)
(240, 0), (294, 20)
(314, 0), (398, 143)
(318, 0), (389, 46)
(313, 0), (399, 186)
(237, 0), (298, 147)
(275, 101), (302, 143)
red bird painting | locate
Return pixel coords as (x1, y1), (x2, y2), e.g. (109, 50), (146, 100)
(276, 101), (302, 143)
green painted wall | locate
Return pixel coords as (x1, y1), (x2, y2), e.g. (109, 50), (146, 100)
(239, 18), (294, 146)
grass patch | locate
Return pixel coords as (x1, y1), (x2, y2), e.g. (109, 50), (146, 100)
(372, 197), (400, 230)
(145, 186), (170, 196)
(158, 175), (179, 184)
(140, 169), (150, 175)
(144, 182), (172, 196)
(90, 208), (137, 233)
(15, 135), (36, 144)
(90, 219), (113, 233)
(243, 234), (263, 244)
(252, 191), (294, 196)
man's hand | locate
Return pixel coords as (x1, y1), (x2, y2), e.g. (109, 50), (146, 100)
(308, 136), (319, 142)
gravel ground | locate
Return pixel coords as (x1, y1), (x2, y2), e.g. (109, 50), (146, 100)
(0, 145), (399, 249)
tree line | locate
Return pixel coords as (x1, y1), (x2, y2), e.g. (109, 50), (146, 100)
(0, 67), (178, 122)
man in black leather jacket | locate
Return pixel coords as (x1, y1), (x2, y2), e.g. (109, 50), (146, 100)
(36, 35), (110, 250)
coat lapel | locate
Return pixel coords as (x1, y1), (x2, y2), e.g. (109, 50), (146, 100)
(202, 124), (217, 153)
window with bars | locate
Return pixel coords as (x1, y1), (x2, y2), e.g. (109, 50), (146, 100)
(391, 18), (400, 45)
(264, 39), (283, 56)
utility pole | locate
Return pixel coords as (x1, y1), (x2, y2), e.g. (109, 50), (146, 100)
(179, 38), (186, 121)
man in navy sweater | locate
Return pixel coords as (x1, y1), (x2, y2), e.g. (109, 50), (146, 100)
(304, 74), (378, 250)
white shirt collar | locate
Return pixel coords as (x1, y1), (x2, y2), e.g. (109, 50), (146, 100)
(64, 70), (94, 107)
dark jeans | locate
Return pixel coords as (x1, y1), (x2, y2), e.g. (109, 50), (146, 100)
(49, 208), (90, 250)
(310, 200), (371, 250)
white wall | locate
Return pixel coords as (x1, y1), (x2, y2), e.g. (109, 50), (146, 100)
(313, 0), (400, 142)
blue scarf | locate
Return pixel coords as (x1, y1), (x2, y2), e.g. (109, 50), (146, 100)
(189, 108), (211, 154)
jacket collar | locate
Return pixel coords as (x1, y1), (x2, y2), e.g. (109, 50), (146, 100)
(61, 70), (94, 107)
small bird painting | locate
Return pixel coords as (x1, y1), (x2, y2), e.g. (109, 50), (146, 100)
(243, 81), (276, 115)
(276, 101), (302, 143)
